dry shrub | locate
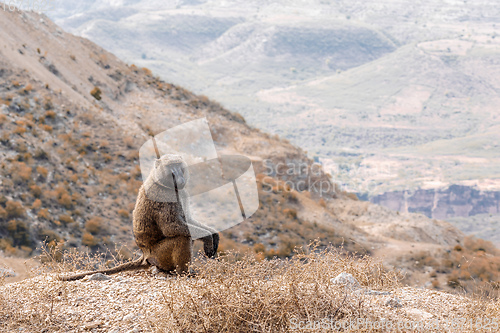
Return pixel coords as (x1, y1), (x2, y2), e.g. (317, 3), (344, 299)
(85, 217), (103, 234)
(123, 136), (135, 149)
(5, 201), (25, 219)
(58, 193), (73, 209)
(34, 149), (48, 160)
(69, 173), (78, 183)
(45, 110), (56, 120)
(90, 86), (102, 100)
(155, 244), (400, 332)
(118, 209), (129, 218)
(31, 199), (42, 210)
(41, 124), (53, 133)
(82, 232), (98, 247)
(22, 84), (32, 94)
(464, 236), (497, 254)
(102, 153), (112, 162)
(231, 112), (246, 124)
(36, 241), (136, 275)
(29, 185), (42, 198)
(254, 243), (266, 253)
(59, 214), (74, 225)
(15, 142), (27, 153)
(0, 238), (12, 251)
(37, 208), (50, 220)
(284, 189), (299, 203)
(50, 186), (73, 209)
(38, 229), (60, 243)
(36, 166), (48, 178)
(13, 126), (26, 135)
(345, 193), (359, 201)
(7, 220), (31, 247)
(216, 234), (251, 254)
(283, 208), (298, 219)
(11, 162), (32, 184)
(0, 207), (7, 220)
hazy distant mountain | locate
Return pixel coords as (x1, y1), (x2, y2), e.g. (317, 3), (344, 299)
(46, 0), (500, 196)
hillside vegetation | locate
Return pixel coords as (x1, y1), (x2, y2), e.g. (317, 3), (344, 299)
(0, 10), (335, 259)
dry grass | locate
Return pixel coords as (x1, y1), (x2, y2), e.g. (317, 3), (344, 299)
(0, 242), (401, 332)
(2, 243), (500, 332)
(155, 245), (400, 332)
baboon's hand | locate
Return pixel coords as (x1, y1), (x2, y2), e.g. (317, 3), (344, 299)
(212, 232), (219, 256)
(202, 233), (219, 258)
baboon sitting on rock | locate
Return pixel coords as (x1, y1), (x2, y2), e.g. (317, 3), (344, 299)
(60, 154), (219, 281)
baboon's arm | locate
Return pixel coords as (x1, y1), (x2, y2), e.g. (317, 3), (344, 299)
(180, 194), (219, 258)
(179, 193), (218, 233)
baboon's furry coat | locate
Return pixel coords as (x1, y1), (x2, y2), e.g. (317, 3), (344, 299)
(59, 154), (219, 281)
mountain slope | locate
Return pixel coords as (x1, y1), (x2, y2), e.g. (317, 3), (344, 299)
(0, 9), (335, 256)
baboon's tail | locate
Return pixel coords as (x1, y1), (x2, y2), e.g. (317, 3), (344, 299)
(58, 256), (150, 281)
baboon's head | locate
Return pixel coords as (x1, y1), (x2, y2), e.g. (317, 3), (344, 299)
(153, 154), (189, 190)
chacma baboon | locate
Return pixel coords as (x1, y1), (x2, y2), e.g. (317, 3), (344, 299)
(59, 153), (219, 281)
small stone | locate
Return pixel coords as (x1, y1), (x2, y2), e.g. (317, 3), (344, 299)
(88, 273), (111, 281)
(331, 273), (360, 289)
(385, 297), (402, 308)
(83, 321), (102, 330)
(406, 308), (433, 320)
(123, 313), (136, 321)
(364, 289), (392, 296)
(0, 267), (16, 278)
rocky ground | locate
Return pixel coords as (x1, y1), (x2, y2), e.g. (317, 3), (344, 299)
(0, 269), (489, 333)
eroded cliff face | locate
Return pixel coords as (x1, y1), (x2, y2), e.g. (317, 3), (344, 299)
(369, 185), (500, 219)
